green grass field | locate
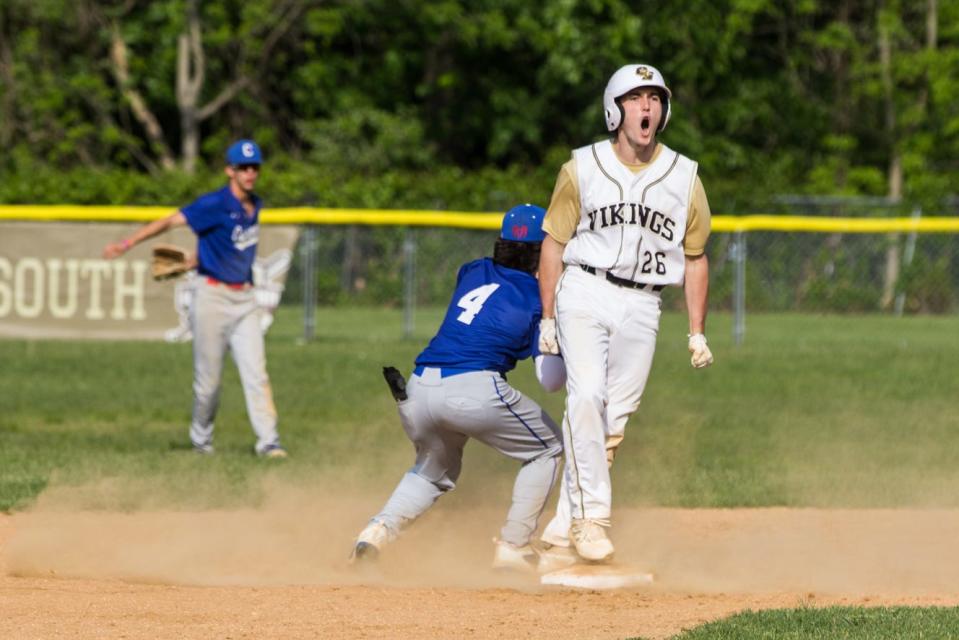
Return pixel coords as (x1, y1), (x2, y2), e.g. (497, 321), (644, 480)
(3, 307), (959, 638)
(2, 306), (957, 512)
(635, 606), (959, 639)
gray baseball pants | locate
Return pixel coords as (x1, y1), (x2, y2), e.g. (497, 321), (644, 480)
(371, 367), (562, 547)
(189, 278), (280, 454)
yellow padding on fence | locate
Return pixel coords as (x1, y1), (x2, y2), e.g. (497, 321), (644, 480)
(263, 208), (502, 229)
(0, 205), (502, 228)
(711, 215), (959, 233)
(0, 205), (957, 233)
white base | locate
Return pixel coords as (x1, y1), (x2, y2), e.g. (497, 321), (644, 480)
(540, 565), (655, 590)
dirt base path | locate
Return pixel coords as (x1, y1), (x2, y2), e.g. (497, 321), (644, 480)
(4, 507), (959, 639)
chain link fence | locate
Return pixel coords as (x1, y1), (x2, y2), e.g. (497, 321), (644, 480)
(1, 201), (951, 342)
(283, 199), (959, 341)
(708, 229), (956, 313)
(286, 225), (493, 306)
(286, 225), (496, 339)
(283, 225), (959, 332)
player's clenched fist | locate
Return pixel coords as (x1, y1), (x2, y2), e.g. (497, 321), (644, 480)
(539, 317), (560, 355)
(688, 333), (713, 368)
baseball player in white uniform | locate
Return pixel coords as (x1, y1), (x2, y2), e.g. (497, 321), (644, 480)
(536, 64), (713, 565)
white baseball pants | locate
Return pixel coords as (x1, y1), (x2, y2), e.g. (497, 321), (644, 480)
(189, 278), (279, 454)
(544, 265), (661, 538)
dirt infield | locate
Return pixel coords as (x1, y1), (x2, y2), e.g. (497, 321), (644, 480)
(4, 504), (959, 639)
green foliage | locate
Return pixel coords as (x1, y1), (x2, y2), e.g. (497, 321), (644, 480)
(0, 1), (956, 210)
(0, 154), (554, 211)
(300, 106), (436, 172)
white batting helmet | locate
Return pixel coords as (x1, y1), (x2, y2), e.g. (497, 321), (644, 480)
(603, 64), (672, 132)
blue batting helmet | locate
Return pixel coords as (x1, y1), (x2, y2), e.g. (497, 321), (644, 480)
(226, 139), (263, 166)
(501, 204), (546, 243)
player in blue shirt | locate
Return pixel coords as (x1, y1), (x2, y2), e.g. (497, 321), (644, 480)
(351, 204), (567, 572)
(103, 140), (286, 458)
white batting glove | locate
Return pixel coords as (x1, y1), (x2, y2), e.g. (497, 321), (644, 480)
(688, 333), (714, 369)
(539, 318), (560, 355)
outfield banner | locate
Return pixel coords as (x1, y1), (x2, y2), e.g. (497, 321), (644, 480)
(0, 222), (299, 340)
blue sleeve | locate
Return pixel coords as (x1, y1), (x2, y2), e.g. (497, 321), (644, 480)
(181, 193), (221, 234)
(454, 262), (469, 285)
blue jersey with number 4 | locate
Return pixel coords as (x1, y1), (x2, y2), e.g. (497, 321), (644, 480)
(415, 257), (542, 374)
(181, 185), (262, 285)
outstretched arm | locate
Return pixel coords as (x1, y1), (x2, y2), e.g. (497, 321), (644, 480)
(103, 211), (188, 259)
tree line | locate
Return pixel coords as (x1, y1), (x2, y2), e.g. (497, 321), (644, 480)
(0, 0), (955, 214)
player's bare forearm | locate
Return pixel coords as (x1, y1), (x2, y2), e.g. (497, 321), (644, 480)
(537, 235), (566, 318)
(103, 211), (188, 259)
(684, 253), (709, 334)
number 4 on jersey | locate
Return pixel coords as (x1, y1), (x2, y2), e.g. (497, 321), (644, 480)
(456, 283), (500, 324)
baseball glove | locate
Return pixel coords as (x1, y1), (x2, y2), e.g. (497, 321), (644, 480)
(151, 243), (192, 281)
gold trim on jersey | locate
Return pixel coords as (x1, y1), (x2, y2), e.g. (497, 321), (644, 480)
(631, 151), (681, 280)
(590, 144), (624, 201)
(589, 143), (629, 269)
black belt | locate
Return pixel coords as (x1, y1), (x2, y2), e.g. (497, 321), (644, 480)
(580, 265), (664, 292)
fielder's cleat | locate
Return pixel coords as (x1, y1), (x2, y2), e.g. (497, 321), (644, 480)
(257, 444), (288, 459)
(192, 443), (215, 455)
(570, 518), (615, 562)
(491, 539), (539, 573)
(349, 521), (392, 564)
(537, 543), (579, 574)
(351, 541), (380, 562)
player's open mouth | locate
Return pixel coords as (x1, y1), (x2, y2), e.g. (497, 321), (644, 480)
(640, 116), (651, 132)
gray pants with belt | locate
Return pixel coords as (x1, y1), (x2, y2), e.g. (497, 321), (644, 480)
(189, 278), (280, 454)
(371, 367), (562, 547)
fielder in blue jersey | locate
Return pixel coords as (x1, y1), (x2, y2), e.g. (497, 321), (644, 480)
(103, 140), (286, 458)
(351, 204), (567, 572)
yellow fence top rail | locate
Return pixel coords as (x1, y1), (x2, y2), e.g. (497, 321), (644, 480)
(0, 205), (957, 233)
(710, 214), (959, 233)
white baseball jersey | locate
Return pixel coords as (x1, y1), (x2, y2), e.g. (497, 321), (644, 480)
(542, 139), (703, 542)
(562, 140), (697, 286)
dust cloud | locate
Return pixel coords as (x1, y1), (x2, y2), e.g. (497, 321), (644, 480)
(7, 476), (959, 597)
(5, 478), (535, 590)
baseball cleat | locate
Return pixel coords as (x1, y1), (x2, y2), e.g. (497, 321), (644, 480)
(537, 543), (579, 574)
(491, 539), (539, 573)
(351, 541), (380, 563)
(570, 518), (615, 562)
(349, 521), (393, 564)
(257, 444), (288, 459)
(192, 443), (215, 455)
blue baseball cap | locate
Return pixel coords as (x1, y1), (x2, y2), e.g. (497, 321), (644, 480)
(226, 139), (263, 166)
(501, 204), (546, 243)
